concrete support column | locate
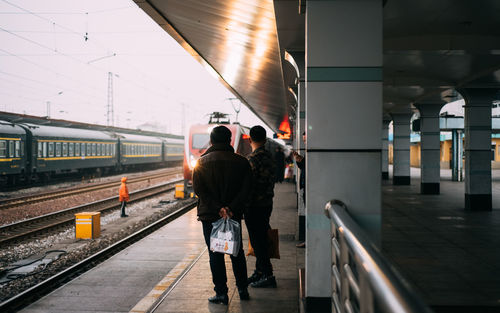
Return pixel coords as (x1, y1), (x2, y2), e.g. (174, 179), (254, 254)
(457, 88), (496, 211)
(306, 1), (382, 311)
(297, 81), (306, 241)
(391, 112), (413, 185)
(382, 117), (391, 180)
(415, 103), (443, 194)
(451, 129), (463, 182)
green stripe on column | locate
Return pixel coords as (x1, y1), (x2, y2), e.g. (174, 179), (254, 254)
(308, 67), (382, 82)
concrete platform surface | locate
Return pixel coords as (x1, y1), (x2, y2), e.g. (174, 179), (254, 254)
(152, 182), (301, 313)
(20, 183), (301, 313)
(383, 167), (500, 310)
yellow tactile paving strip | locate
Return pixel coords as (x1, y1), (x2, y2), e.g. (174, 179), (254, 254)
(129, 245), (207, 313)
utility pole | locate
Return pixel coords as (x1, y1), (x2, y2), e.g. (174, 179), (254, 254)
(46, 101), (51, 118)
(107, 72), (114, 127)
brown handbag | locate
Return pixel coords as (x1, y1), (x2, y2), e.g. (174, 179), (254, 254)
(246, 228), (280, 259)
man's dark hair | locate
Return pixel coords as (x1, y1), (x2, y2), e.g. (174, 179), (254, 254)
(210, 125), (232, 144)
(250, 125), (266, 143)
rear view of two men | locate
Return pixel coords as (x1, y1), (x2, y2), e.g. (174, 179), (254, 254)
(193, 125), (276, 305)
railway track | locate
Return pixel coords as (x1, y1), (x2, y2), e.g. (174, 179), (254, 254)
(0, 199), (197, 313)
(0, 179), (183, 246)
(0, 168), (180, 210)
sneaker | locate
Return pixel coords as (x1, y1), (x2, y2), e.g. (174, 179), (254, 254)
(208, 293), (229, 305)
(238, 288), (250, 300)
(250, 275), (277, 288)
(247, 270), (263, 284)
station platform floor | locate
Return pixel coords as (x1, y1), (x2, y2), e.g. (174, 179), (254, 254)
(20, 183), (302, 313)
(383, 167), (500, 312)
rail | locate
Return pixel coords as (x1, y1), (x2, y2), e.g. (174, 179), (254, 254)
(324, 200), (433, 313)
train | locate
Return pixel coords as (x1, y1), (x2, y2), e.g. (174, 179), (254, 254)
(183, 112), (283, 189)
(0, 120), (184, 185)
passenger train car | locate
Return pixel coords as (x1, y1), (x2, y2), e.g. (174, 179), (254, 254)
(0, 120), (184, 186)
(26, 123), (118, 178)
(0, 122), (28, 183)
(183, 112), (283, 189)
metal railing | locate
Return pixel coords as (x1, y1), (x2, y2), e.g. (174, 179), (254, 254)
(324, 200), (433, 313)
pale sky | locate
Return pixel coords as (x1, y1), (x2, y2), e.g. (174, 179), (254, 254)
(0, 0), (274, 136)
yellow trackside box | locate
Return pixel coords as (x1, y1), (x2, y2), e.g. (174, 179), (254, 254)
(174, 184), (184, 199)
(75, 212), (101, 239)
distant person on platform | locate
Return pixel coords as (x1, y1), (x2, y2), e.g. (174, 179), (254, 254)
(119, 177), (129, 218)
(192, 125), (252, 305)
(293, 131), (306, 248)
(274, 147), (285, 183)
(246, 125), (277, 288)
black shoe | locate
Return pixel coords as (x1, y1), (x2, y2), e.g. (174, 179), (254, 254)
(247, 271), (263, 284)
(250, 275), (277, 288)
(208, 293), (228, 305)
(121, 214), (129, 218)
(238, 288), (250, 300)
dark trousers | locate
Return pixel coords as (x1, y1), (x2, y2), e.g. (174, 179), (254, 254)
(120, 201), (127, 216)
(245, 207), (273, 276)
(202, 220), (248, 295)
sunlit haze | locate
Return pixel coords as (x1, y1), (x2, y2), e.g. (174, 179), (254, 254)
(0, 0), (275, 137)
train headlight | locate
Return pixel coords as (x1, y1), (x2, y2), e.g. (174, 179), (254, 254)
(190, 155), (198, 168)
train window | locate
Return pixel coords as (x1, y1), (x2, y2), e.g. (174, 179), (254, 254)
(15, 140), (20, 157)
(112, 144), (115, 156)
(69, 143), (74, 156)
(75, 142), (80, 156)
(38, 142), (43, 157)
(81, 143), (85, 156)
(9, 141), (14, 157)
(97, 144), (101, 156)
(86, 143), (91, 156)
(0, 140), (5, 157)
(48, 142), (54, 157)
(21, 140), (24, 156)
(62, 142), (68, 157)
(106, 144), (110, 156)
(55, 142), (61, 157)
(43, 142), (47, 157)
(91, 143), (96, 156)
(192, 134), (210, 149)
(15, 140), (21, 158)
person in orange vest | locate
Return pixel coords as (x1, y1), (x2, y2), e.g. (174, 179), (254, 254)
(119, 177), (130, 217)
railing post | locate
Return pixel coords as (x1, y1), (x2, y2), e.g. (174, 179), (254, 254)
(325, 200), (432, 313)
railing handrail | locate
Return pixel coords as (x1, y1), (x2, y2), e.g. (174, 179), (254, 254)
(325, 200), (433, 313)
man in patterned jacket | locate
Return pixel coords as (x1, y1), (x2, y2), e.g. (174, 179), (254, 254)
(245, 125), (277, 288)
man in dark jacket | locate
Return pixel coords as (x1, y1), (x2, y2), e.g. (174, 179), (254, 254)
(245, 125), (277, 288)
(193, 125), (252, 304)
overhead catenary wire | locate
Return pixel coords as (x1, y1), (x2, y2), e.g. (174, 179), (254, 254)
(0, 0), (202, 129)
(0, 0), (188, 99)
(0, 3), (179, 102)
(0, 70), (106, 102)
(0, 48), (107, 94)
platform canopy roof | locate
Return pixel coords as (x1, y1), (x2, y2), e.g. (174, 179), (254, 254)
(135, 0), (500, 131)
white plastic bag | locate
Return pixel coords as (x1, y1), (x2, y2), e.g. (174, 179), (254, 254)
(210, 218), (241, 257)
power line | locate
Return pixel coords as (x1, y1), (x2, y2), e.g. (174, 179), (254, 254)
(0, 70), (105, 101)
(0, 6), (135, 15)
(0, 48), (107, 94)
